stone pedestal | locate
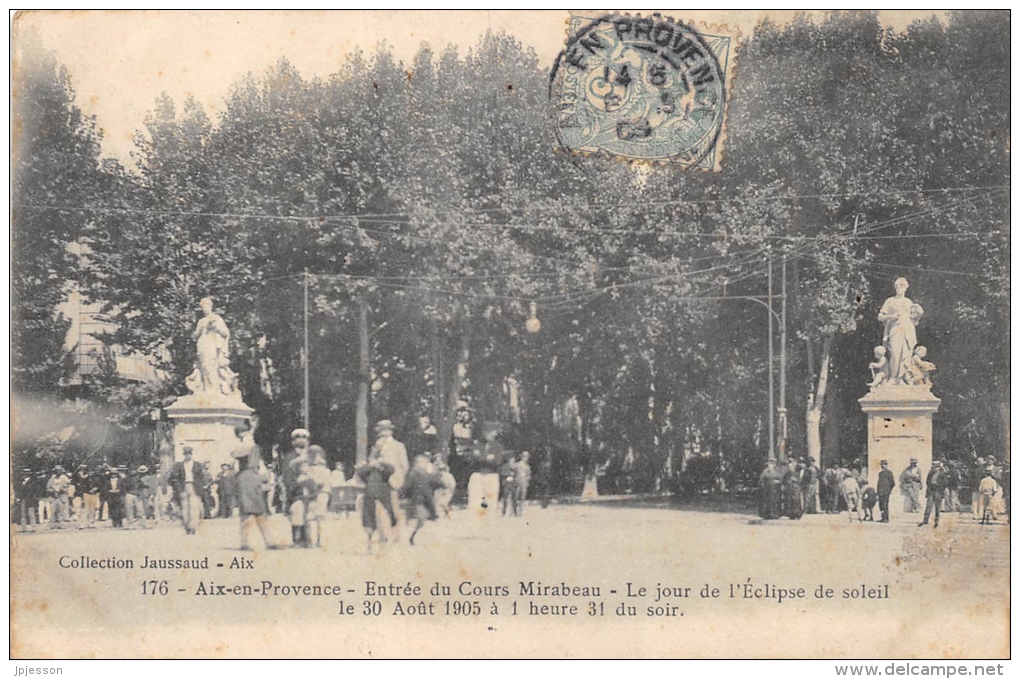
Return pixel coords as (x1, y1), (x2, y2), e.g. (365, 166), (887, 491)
(859, 385), (940, 507)
(165, 392), (254, 471)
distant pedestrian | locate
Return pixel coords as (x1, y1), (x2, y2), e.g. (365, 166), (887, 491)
(468, 421), (504, 517)
(46, 466), (72, 527)
(304, 446), (332, 547)
(357, 452), (398, 553)
(282, 428), (312, 544)
(978, 468), (1001, 524)
(823, 468), (842, 513)
(217, 463), (238, 519)
(970, 457), (986, 516)
(943, 461), (961, 512)
(372, 420), (409, 540)
(139, 466), (159, 521)
(434, 459), (457, 518)
(900, 459), (923, 513)
(782, 460), (803, 520)
(77, 466), (101, 529)
(876, 460), (896, 523)
(801, 457), (820, 514)
(329, 462), (347, 516)
(123, 466), (147, 528)
(842, 471), (862, 522)
(236, 455), (272, 550)
(499, 454), (521, 517)
(861, 480), (877, 521)
(402, 454), (443, 545)
(16, 469), (40, 530)
(515, 451), (533, 513)
(757, 460), (782, 520)
(105, 468), (126, 529)
(919, 460), (947, 528)
(168, 447), (208, 534)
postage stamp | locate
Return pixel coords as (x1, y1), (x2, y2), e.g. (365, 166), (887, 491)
(550, 13), (738, 170)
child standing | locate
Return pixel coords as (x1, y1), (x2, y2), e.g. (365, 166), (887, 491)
(402, 454), (443, 545)
(861, 479), (878, 521)
(499, 455), (520, 517)
(237, 456), (272, 550)
(356, 453), (398, 552)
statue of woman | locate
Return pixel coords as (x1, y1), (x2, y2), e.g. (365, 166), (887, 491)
(877, 278), (922, 385)
(187, 297), (238, 396)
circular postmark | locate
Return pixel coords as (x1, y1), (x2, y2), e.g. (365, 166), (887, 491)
(550, 14), (727, 167)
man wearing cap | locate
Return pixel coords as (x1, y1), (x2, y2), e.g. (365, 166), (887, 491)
(122, 465), (146, 529)
(139, 465), (160, 522)
(282, 428), (312, 545)
(16, 469), (41, 530)
(468, 422), (504, 517)
(372, 420), (409, 538)
(919, 460), (947, 528)
(74, 465), (101, 529)
(970, 457), (986, 516)
(169, 447), (208, 534)
(801, 457), (820, 514)
(876, 460), (896, 523)
(105, 467), (127, 528)
(899, 458), (923, 514)
(217, 463), (238, 519)
(46, 466), (72, 528)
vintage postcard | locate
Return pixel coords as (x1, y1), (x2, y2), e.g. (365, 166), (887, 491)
(10, 10), (1010, 660)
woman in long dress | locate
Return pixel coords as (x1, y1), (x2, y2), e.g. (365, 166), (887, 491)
(758, 461), (783, 520)
(782, 461), (804, 519)
(191, 297), (236, 395)
(877, 278), (921, 384)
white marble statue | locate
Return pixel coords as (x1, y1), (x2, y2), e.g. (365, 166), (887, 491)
(904, 345), (936, 386)
(186, 297), (239, 397)
(876, 277), (925, 385)
(867, 346), (888, 388)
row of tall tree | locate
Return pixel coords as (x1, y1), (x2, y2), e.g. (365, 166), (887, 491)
(13, 11), (1009, 491)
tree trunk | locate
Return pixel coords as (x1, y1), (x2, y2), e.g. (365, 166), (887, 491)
(355, 300), (369, 465)
(805, 334), (833, 467)
(431, 319), (442, 424)
(822, 380), (843, 465)
(579, 390), (598, 498)
(433, 316), (471, 460)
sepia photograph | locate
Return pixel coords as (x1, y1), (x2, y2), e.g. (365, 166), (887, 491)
(9, 10), (1010, 661)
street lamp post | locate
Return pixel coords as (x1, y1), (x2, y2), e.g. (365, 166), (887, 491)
(767, 248), (775, 462)
(715, 251), (786, 464)
(778, 252), (788, 462)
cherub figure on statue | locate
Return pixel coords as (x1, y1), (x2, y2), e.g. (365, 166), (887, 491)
(905, 345), (935, 386)
(867, 346), (888, 388)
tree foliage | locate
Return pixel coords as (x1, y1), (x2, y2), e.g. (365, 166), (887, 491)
(17, 13), (1009, 489)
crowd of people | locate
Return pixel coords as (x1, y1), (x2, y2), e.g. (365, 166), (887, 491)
(16, 427), (1008, 543)
(757, 454), (1010, 527)
(13, 417), (539, 552)
(227, 419), (533, 552)
(14, 461), (174, 530)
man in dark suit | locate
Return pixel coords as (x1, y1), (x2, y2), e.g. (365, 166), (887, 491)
(919, 459), (947, 528)
(877, 460), (896, 523)
(168, 447), (208, 534)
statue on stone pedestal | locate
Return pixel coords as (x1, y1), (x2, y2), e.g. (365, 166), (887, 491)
(186, 297), (239, 397)
(875, 277), (927, 386)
